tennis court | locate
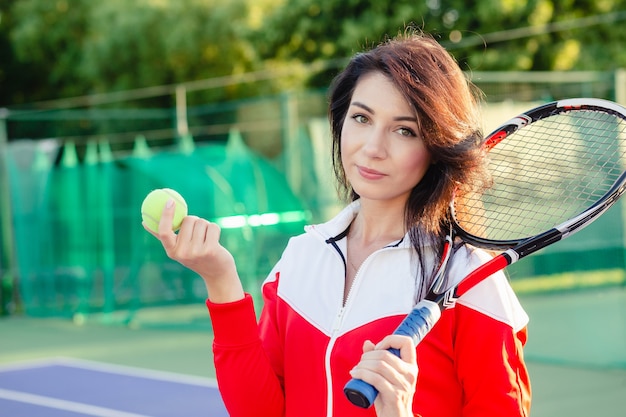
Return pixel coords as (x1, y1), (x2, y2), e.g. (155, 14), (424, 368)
(0, 358), (227, 417)
(1, 285), (625, 417)
(520, 286), (626, 417)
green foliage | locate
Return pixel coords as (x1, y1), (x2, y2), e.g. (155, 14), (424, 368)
(1, 0), (626, 106)
(79, 0), (259, 104)
(254, 0), (430, 62)
(2, 0), (93, 104)
(3, 0), (261, 106)
(255, 0), (626, 77)
(465, 0), (626, 71)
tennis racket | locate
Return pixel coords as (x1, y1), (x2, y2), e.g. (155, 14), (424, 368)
(344, 97), (626, 408)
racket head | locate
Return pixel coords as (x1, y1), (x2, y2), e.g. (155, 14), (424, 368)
(452, 98), (626, 250)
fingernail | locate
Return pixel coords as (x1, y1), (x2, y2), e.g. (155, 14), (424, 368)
(166, 199), (174, 208)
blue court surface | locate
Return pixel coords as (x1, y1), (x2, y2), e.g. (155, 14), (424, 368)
(0, 358), (228, 417)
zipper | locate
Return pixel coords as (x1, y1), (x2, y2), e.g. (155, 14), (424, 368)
(331, 306), (346, 334)
(324, 264), (354, 417)
(323, 247), (391, 417)
(342, 261), (361, 307)
(321, 231), (405, 416)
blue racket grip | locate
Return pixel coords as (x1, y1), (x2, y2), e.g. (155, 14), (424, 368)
(343, 299), (442, 409)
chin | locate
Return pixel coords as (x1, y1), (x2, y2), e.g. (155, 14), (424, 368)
(353, 190), (411, 205)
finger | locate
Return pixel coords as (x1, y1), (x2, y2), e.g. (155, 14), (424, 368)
(349, 341), (393, 380)
(204, 221), (222, 244)
(189, 217), (210, 246)
(157, 199), (180, 249)
(348, 355), (397, 397)
(375, 335), (417, 364)
(350, 336), (418, 390)
(171, 215), (204, 256)
(362, 340), (376, 353)
(176, 215), (199, 239)
(175, 216), (216, 247)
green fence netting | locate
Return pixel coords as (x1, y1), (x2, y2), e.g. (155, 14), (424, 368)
(3, 130), (311, 322)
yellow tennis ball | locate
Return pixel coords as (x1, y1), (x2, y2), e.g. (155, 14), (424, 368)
(141, 188), (188, 233)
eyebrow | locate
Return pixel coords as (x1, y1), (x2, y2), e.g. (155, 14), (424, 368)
(351, 101), (417, 123)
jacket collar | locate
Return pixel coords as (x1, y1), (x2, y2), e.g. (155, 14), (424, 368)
(305, 200), (415, 249)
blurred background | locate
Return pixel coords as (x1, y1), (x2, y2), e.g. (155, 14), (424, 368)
(1, 1), (626, 416)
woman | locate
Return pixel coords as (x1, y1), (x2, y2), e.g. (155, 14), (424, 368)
(147, 31), (531, 417)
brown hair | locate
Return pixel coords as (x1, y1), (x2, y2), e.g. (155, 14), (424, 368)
(328, 30), (490, 298)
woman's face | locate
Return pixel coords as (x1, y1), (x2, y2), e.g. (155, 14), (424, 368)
(340, 71), (432, 206)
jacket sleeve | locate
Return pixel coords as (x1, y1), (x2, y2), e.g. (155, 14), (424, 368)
(454, 303), (531, 417)
(443, 246), (531, 416)
(207, 290), (285, 417)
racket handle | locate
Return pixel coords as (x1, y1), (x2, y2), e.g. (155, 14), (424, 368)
(343, 299), (441, 408)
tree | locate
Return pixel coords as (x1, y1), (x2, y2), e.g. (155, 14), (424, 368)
(251, 0), (433, 87)
(79, 0), (262, 105)
(2, 0), (93, 105)
(4, 0), (265, 107)
(252, 0), (626, 86)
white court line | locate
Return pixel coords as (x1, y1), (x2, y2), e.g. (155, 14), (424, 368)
(51, 357), (220, 387)
(0, 357), (65, 373)
(0, 388), (153, 417)
(0, 357), (219, 388)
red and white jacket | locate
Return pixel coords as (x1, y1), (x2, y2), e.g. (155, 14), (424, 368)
(207, 201), (531, 417)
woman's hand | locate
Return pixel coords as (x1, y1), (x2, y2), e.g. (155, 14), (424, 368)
(349, 335), (418, 417)
(143, 199), (245, 303)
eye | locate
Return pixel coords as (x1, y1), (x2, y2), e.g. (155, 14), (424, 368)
(397, 127), (417, 137)
(352, 114), (369, 124)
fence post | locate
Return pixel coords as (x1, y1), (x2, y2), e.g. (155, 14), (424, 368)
(281, 92), (301, 195)
(175, 85), (189, 137)
(0, 109), (17, 315)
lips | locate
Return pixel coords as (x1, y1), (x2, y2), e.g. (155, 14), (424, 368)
(357, 165), (386, 180)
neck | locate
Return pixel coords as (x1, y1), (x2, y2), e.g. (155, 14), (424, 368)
(350, 198), (406, 245)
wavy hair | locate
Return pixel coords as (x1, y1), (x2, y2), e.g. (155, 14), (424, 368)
(328, 30), (490, 299)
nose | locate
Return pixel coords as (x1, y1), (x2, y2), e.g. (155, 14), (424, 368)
(362, 127), (387, 159)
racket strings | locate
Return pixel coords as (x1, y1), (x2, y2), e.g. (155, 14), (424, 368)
(455, 108), (626, 242)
